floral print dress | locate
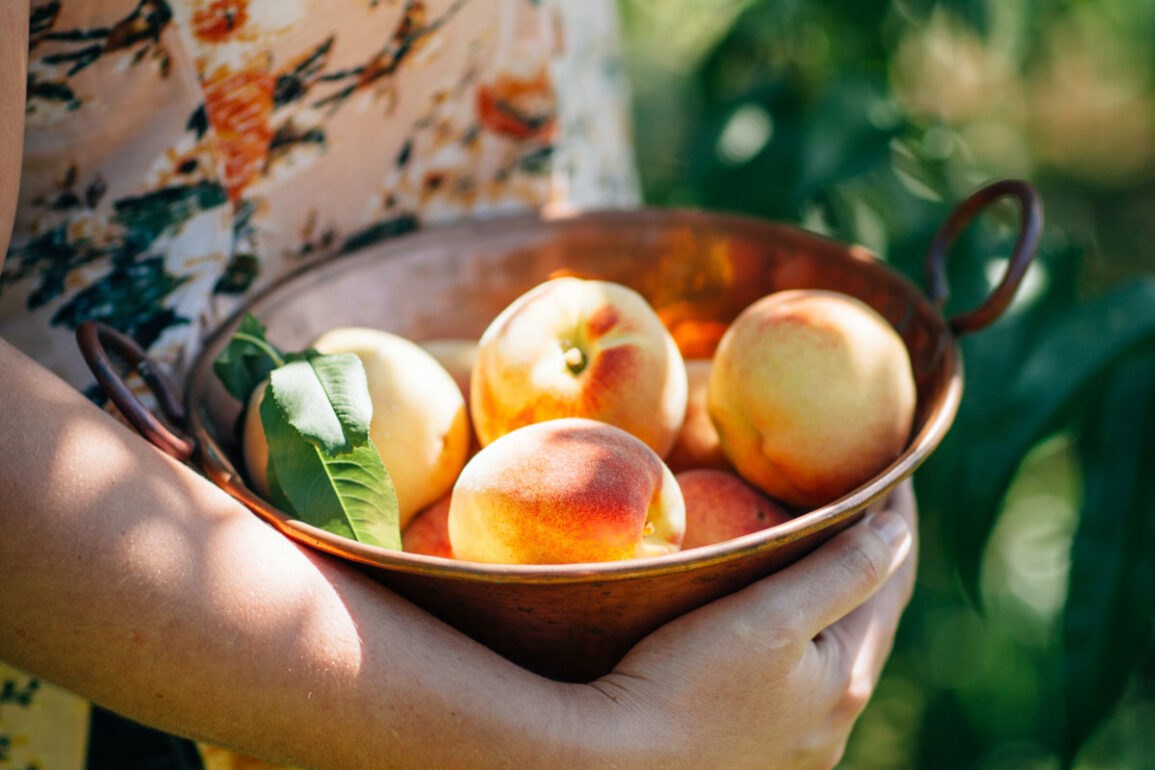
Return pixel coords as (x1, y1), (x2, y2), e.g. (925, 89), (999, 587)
(0, 1), (638, 767)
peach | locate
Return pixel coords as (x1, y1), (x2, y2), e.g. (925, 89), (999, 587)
(241, 380), (272, 499)
(419, 338), (478, 413)
(708, 289), (916, 507)
(665, 359), (729, 473)
(676, 469), (792, 549)
(310, 327), (471, 528)
(470, 277), (688, 457)
(402, 495), (454, 559)
(448, 418), (685, 564)
(243, 328), (471, 529)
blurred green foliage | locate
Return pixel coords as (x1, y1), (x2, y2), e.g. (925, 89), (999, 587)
(620, 1), (1155, 767)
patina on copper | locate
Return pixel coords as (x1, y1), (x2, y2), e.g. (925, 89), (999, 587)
(79, 180), (1042, 682)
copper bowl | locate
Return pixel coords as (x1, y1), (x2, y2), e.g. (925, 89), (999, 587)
(80, 180), (1041, 682)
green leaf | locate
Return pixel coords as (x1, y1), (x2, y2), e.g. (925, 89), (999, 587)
(212, 313), (285, 402)
(942, 277), (1155, 605)
(259, 383), (400, 550)
(264, 457), (295, 515)
(1060, 345), (1155, 766)
(267, 351), (372, 456)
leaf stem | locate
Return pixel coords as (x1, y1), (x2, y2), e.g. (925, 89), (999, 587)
(234, 332), (285, 368)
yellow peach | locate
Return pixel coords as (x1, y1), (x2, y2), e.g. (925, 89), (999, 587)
(241, 380), (271, 499)
(470, 277), (687, 457)
(708, 289), (916, 507)
(310, 327), (471, 528)
(448, 418), (685, 564)
(243, 328), (471, 529)
(419, 338), (478, 414)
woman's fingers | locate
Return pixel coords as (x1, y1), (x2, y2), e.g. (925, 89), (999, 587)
(809, 482), (919, 724)
(755, 500), (913, 643)
(636, 484), (915, 667)
(593, 482), (920, 769)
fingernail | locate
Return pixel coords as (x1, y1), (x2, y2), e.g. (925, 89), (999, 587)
(866, 510), (909, 551)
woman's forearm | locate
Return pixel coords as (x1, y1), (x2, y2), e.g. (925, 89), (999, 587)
(0, 337), (582, 769)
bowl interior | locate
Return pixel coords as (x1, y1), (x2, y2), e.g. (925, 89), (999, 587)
(186, 208), (960, 680)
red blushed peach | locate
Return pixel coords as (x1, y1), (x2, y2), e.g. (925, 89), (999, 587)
(402, 495), (454, 559)
(666, 359), (729, 473)
(708, 289), (916, 507)
(470, 277), (688, 458)
(676, 469), (793, 550)
(448, 418), (685, 564)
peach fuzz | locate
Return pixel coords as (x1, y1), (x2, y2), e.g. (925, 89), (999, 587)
(403, 495), (454, 559)
(665, 359), (729, 473)
(470, 277), (687, 458)
(448, 418), (685, 565)
(676, 469), (793, 550)
(708, 289), (916, 508)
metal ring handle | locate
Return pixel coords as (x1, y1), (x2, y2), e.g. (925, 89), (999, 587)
(924, 179), (1043, 335)
(76, 321), (196, 462)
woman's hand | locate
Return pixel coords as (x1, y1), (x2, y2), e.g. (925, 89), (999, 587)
(568, 481), (917, 770)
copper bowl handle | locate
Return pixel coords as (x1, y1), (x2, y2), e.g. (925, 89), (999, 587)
(76, 320), (196, 462)
(924, 179), (1043, 335)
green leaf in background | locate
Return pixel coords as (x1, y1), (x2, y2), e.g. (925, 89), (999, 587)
(1061, 344), (1155, 767)
(259, 381), (400, 550)
(267, 351), (372, 456)
(212, 313), (285, 402)
(942, 277), (1155, 606)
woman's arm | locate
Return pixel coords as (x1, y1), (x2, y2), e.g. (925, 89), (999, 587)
(0, 336), (587, 768)
(0, 0), (26, 251)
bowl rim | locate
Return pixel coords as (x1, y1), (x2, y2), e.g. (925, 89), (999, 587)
(186, 206), (964, 585)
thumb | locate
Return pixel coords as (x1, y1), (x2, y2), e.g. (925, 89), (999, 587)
(717, 507), (913, 646)
(788, 508), (913, 639)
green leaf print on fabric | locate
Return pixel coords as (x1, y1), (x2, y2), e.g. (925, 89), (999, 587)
(0, 676), (40, 708)
(29, 1), (60, 39)
(1, 179), (227, 353)
(26, 74), (81, 112)
(268, 121), (327, 165)
(273, 37), (335, 107)
(0, 675), (41, 763)
(214, 198), (259, 296)
(36, 0), (173, 77)
(213, 253), (260, 296)
(113, 181), (228, 251)
(187, 104), (209, 139)
(4, 226), (101, 310)
(312, 0), (470, 112)
(53, 256), (188, 350)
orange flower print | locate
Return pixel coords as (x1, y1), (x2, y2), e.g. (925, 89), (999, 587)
(193, 0), (249, 43)
(203, 67), (274, 201)
(477, 68), (556, 141)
